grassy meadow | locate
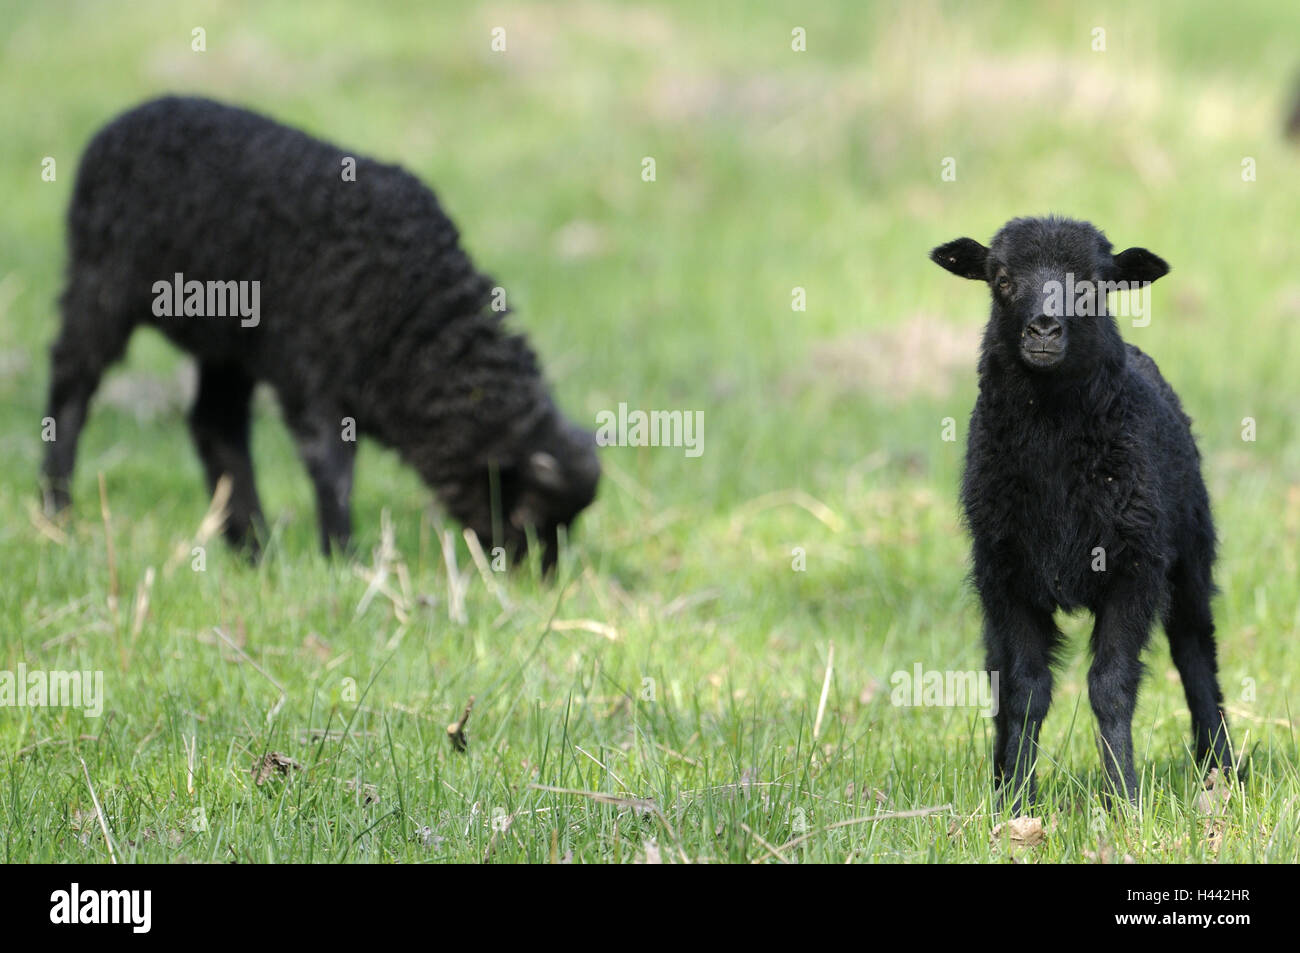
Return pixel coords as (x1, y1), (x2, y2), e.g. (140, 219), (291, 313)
(2, 0), (1299, 862)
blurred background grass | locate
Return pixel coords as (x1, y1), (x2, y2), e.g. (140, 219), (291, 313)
(1, 0), (1298, 862)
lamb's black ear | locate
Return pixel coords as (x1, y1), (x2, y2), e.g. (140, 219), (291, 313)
(930, 238), (989, 280)
(1110, 247), (1169, 284)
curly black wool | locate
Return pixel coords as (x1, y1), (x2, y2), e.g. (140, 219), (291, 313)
(43, 96), (599, 568)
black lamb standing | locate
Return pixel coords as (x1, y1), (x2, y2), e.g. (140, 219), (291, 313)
(42, 96), (599, 569)
(931, 216), (1236, 810)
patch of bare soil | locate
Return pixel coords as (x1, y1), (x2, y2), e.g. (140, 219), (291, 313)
(790, 315), (978, 402)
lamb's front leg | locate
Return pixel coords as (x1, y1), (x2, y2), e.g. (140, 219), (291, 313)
(1088, 578), (1158, 805)
(983, 599), (1059, 814)
(283, 403), (358, 557)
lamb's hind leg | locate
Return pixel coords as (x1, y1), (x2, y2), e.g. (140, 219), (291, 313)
(189, 362), (264, 556)
(41, 270), (136, 513)
(1163, 557), (1236, 775)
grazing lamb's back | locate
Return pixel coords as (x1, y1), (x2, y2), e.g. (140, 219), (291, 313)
(931, 216), (1235, 810)
(43, 96), (599, 567)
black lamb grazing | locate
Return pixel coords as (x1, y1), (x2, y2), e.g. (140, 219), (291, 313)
(42, 96), (599, 569)
(931, 216), (1236, 810)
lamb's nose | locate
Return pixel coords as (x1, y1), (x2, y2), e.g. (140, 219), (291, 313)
(1026, 316), (1062, 340)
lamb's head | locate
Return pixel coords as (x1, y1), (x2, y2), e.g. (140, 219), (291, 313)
(930, 216), (1168, 375)
(438, 409), (600, 572)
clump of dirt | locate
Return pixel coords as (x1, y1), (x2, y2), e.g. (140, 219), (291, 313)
(251, 752), (301, 785)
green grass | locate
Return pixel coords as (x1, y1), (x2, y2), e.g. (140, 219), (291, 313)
(2, 0), (1299, 862)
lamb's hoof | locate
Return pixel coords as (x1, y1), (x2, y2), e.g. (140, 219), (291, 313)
(41, 484), (71, 519)
(995, 784), (1037, 817)
(1203, 760), (1246, 789)
(224, 528), (265, 565)
(1099, 783), (1140, 813)
(1204, 750), (1248, 784)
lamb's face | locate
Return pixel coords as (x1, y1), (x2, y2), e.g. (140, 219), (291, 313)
(444, 418), (600, 572)
(930, 216), (1169, 375)
(988, 220), (1118, 372)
